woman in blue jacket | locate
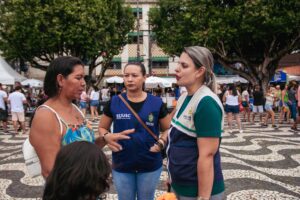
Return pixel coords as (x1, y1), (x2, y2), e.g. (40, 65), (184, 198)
(99, 63), (170, 200)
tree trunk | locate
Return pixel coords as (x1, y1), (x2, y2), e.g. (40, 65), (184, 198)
(86, 63), (95, 90)
(260, 78), (269, 94)
(95, 63), (108, 87)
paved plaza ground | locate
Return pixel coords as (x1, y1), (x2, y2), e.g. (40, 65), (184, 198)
(0, 114), (299, 200)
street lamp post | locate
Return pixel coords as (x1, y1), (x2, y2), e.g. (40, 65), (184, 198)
(148, 22), (152, 75)
(136, 0), (140, 61)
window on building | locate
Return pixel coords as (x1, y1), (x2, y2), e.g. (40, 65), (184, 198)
(110, 62), (121, 69)
(151, 61), (169, 69)
(150, 56), (169, 68)
(128, 32), (143, 44)
(132, 8), (142, 19)
(108, 58), (121, 69)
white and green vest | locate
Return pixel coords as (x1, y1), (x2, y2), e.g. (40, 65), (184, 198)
(171, 85), (225, 138)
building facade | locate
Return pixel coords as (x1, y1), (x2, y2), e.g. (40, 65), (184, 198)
(98, 0), (178, 79)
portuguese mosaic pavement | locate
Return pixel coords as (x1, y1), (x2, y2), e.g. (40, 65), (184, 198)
(0, 115), (299, 200)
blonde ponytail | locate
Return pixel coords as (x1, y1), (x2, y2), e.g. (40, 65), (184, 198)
(184, 46), (217, 93)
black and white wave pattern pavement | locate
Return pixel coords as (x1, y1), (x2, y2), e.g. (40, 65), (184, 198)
(0, 117), (299, 200)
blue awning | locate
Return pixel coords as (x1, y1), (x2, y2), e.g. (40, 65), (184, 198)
(271, 71), (287, 82)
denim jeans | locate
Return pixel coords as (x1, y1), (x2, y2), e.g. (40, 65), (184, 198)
(288, 101), (297, 121)
(112, 167), (162, 200)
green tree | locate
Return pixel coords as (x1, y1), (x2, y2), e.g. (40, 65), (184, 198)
(149, 0), (300, 90)
(0, 0), (134, 85)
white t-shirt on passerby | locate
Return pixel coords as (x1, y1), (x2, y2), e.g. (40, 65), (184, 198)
(0, 90), (8, 110)
(241, 90), (249, 101)
(101, 88), (110, 101)
(80, 91), (88, 102)
(8, 91), (26, 112)
(224, 90), (240, 106)
(225, 94), (239, 106)
(90, 90), (100, 101)
(265, 94), (274, 105)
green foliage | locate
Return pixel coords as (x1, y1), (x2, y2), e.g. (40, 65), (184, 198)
(0, 0), (134, 74)
(150, 0), (300, 87)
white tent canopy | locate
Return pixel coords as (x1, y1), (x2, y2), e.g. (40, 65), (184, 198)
(105, 76), (124, 84)
(21, 78), (43, 88)
(0, 56), (26, 85)
(216, 75), (248, 84)
(287, 75), (300, 82)
(145, 76), (172, 88)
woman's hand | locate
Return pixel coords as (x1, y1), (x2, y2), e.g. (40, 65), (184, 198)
(104, 129), (135, 152)
(149, 143), (161, 152)
(149, 138), (165, 152)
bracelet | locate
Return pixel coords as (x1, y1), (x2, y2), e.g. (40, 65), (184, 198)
(159, 137), (167, 144)
(159, 139), (166, 148)
(156, 139), (165, 149)
(102, 132), (110, 143)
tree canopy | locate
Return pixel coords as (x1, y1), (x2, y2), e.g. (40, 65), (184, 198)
(0, 0), (135, 84)
(149, 0), (300, 89)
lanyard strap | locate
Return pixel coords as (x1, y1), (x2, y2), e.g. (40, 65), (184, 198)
(118, 94), (159, 141)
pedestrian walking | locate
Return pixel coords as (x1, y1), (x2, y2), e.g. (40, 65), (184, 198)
(279, 85), (291, 124)
(223, 85), (243, 133)
(79, 87), (88, 116)
(252, 85), (264, 125)
(262, 86), (278, 128)
(241, 86), (251, 122)
(288, 82), (298, 131)
(89, 86), (100, 121)
(0, 83), (8, 132)
(8, 85), (27, 134)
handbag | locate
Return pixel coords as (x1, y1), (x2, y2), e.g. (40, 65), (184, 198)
(22, 138), (41, 178)
(118, 95), (167, 158)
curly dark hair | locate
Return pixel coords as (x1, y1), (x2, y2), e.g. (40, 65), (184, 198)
(43, 141), (111, 200)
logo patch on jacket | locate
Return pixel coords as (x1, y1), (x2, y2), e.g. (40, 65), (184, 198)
(182, 107), (193, 121)
(146, 113), (154, 126)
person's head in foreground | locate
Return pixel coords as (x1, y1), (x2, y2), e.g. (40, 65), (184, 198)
(43, 141), (110, 200)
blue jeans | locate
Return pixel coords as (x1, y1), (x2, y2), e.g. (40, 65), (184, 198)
(288, 101), (297, 121)
(112, 167), (162, 200)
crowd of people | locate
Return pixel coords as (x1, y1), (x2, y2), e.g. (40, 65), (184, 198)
(218, 80), (300, 132)
(26, 46), (225, 200)
(0, 81), (48, 134)
(0, 46), (299, 200)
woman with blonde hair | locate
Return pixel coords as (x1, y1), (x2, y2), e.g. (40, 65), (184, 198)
(154, 46), (225, 200)
(262, 86), (278, 128)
